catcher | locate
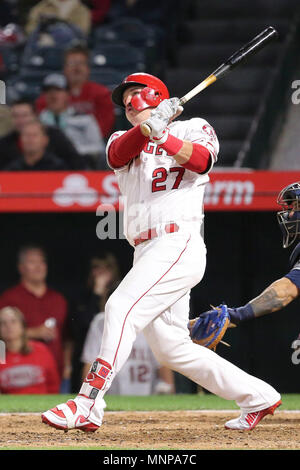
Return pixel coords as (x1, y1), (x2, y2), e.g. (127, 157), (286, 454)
(190, 181), (300, 346)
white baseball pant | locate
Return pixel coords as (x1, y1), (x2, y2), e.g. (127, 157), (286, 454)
(93, 225), (280, 412)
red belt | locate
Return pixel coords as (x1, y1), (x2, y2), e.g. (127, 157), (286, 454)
(134, 223), (179, 247)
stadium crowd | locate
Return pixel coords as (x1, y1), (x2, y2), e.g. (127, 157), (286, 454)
(0, 0), (191, 395)
(0, 0), (186, 170)
(0, 245), (175, 395)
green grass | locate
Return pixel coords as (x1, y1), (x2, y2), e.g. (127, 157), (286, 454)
(0, 393), (300, 413)
(1, 394), (299, 451)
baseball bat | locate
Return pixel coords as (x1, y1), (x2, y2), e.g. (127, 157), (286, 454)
(140, 26), (279, 137)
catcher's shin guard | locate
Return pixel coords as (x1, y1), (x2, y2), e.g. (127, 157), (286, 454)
(79, 358), (114, 401)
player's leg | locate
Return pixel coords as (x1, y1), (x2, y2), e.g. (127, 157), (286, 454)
(80, 230), (205, 399)
(42, 228), (206, 431)
(143, 292), (281, 424)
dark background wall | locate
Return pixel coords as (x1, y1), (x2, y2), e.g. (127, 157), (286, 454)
(0, 210), (299, 392)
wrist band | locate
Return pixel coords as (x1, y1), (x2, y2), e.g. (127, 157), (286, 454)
(230, 303), (255, 324)
(181, 144), (211, 173)
(160, 133), (184, 156)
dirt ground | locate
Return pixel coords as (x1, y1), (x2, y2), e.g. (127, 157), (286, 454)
(0, 410), (300, 450)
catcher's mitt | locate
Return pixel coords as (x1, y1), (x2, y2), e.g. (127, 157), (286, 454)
(188, 304), (230, 350)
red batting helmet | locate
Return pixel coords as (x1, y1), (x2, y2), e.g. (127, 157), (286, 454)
(111, 73), (169, 111)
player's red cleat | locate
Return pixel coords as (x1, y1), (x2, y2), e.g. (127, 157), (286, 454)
(224, 400), (282, 430)
(41, 399), (103, 433)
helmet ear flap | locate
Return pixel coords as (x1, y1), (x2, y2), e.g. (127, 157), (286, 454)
(140, 87), (162, 107)
(131, 87), (163, 111)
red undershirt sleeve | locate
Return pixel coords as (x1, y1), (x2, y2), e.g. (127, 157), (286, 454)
(181, 142), (212, 173)
(108, 125), (149, 169)
(160, 134), (212, 173)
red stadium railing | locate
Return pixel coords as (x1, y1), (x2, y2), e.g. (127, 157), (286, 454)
(0, 170), (298, 212)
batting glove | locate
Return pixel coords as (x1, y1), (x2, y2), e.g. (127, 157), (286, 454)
(143, 98), (183, 141)
(151, 97), (183, 122)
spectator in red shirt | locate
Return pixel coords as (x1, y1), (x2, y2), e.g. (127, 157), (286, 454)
(0, 245), (70, 379)
(35, 44), (115, 139)
(0, 306), (60, 394)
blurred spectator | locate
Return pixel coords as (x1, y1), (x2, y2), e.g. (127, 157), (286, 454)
(81, 311), (175, 395)
(0, 306), (60, 394)
(40, 73), (107, 169)
(3, 120), (68, 171)
(69, 253), (120, 392)
(25, 0), (92, 36)
(0, 53), (5, 79)
(0, 23), (25, 46)
(82, 0), (111, 26)
(18, 1), (43, 27)
(0, 245), (70, 380)
(36, 44), (115, 139)
(0, 99), (85, 170)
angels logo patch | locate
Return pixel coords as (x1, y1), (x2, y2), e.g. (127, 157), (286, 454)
(202, 124), (217, 141)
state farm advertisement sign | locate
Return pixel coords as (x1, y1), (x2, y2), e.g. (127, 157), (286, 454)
(0, 170), (298, 212)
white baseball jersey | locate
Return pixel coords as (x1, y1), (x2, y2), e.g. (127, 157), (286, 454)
(106, 118), (219, 246)
(81, 313), (159, 395)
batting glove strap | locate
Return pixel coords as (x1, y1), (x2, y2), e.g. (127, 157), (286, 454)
(151, 128), (169, 144)
(143, 114), (169, 140)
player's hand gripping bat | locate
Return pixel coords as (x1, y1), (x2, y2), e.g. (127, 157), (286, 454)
(140, 26), (279, 137)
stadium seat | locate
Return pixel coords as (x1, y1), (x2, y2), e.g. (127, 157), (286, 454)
(89, 67), (126, 90)
(6, 76), (43, 102)
(185, 18), (290, 43)
(92, 17), (163, 73)
(21, 46), (65, 72)
(0, 46), (20, 76)
(163, 0), (296, 166)
(18, 68), (53, 81)
(91, 43), (146, 73)
(93, 17), (159, 48)
(165, 67), (271, 97)
(185, 92), (260, 116)
(177, 44), (278, 68)
(217, 140), (245, 166)
(205, 116), (252, 140)
(193, 0), (299, 19)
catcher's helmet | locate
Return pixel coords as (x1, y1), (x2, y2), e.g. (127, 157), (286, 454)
(277, 181), (300, 248)
(111, 73), (169, 111)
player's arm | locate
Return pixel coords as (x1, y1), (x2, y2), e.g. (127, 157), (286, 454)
(143, 100), (217, 173)
(228, 276), (299, 325)
(161, 138), (212, 173)
(249, 277), (298, 316)
(188, 275), (299, 339)
(108, 126), (149, 169)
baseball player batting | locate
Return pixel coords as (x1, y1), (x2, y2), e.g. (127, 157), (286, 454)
(42, 73), (281, 432)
